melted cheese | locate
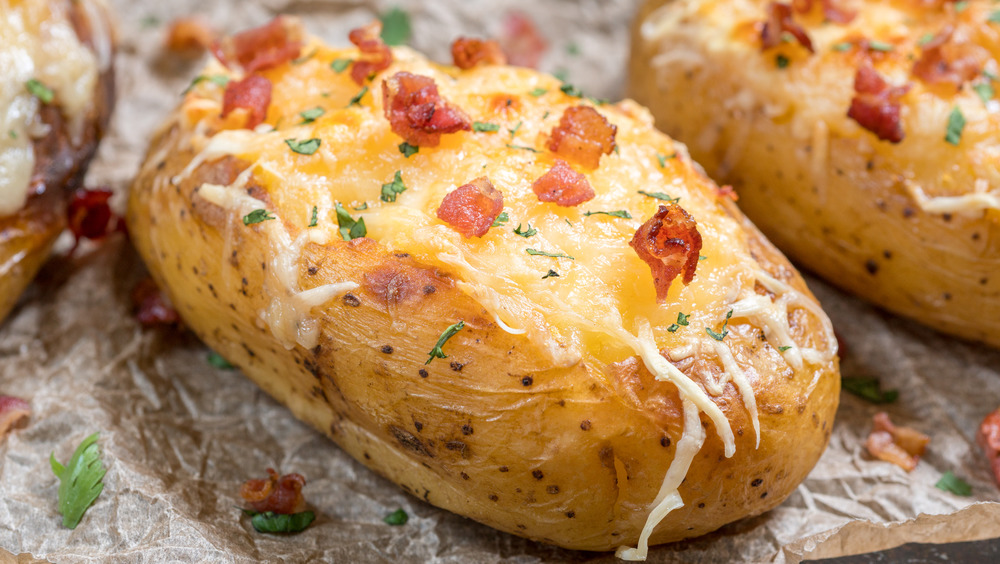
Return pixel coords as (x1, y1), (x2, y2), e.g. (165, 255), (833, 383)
(0, 0), (103, 215)
(907, 179), (1000, 215)
(171, 38), (839, 560)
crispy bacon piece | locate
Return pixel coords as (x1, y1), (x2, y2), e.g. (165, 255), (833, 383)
(67, 188), (118, 253)
(436, 177), (504, 238)
(791, 0), (856, 24)
(498, 11), (548, 68)
(240, 468), (308, 514)
(715, 184), (739, 201)
(0, 396), (31, 441)
(451, 37), (508, 69)
(349, 22), (393, 85)
(164, 16), (218, 54)
(630, 204), (703, 303)
(131, 277), (180, 327)
(761, 2), (814, 52)
(221, 75), (272, 129)
(531, 159), (595, 206)
(211, 16), (303, 74)
(978, 408), (1000, 487)
(865, 412), (930, 472)
(847, 63), (911, 143)
(547, 106), (617, 170)
(912, 26), (990, 90)
(382, 72), (472, 147)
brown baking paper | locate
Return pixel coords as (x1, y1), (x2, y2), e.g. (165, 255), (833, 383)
(2, 0), (1000, 562)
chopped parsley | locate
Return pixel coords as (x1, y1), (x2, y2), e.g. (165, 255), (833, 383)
(775, 54), (790, 68)
(330, 58), (352, 73)
(513, 223), (538, 238)
(51, 433), (105, 529)
(841, 377), (898, 404)
(553, 68), (569, 82)
(974, 82), (995, 104)
(207, 351), (234, 369)
(348, 85), (369, 106)
(491, 211), (509, 227)
(542, 269), (559, 279)
(526, 248), (574, 259)
(656, 153), (676, 167)
(472, 121), (500, 133)
(398, 142), (419, 157)
(7, 129), (16, 139)
(954, 1), (968, 13)
(383, 508), (409, 525)
(140, 15), (160, 28)
(699, 255), (708, 261)
(183, 74), (229, 93)
(285, 138), (321, 155)
(25, 79), (54, 103)
(379, 7), (412, 46)
(945, 106), (966, 146)
(243, 209), (275, 225)
(566, 42), (580, 56)
(243, 509), (316, 533)
(867, 40), (894, 53)
(917, 33), (934, 46)
(705, 310), (733, 341)
(506, 143), (540, 153)
(528, 87), (548, 97)
(778, 345), (793, 352)
(308, 206), (319, 227)
(667, 311), (690, 333)
(584, 210), (632, 219)
(426, 321), (465, 365)
(559, 83), (584, 98)
(638, 190), (680, 203)
(831, 41), (852, 52)
(508, 120), (523, 139)
(292, 50), (316, 65)
(298, 107), (325, 124)
(935, 471), (972, 496)
(989, 11), (1000, 24)
(380, 170), (407, 202)
(335, 203), (367, 241)
(354, 202), (369, 211)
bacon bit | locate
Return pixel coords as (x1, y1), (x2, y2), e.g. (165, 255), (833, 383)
(240, 468), (308, 514)
(349, 22), (393, 85)
(912, 26), (990, 90)
(211, 16), (304, 74)
(436, 177), (504, 238)
(131, 277), (180, 327)
(0, 396), (31, 441)
(498, 11), (548, 68)
(761, 2), (814, 53)
(847, 63), (910, 143)
(547, 106), (617, 170)
(978, 408), (1000, 487)
(715, 184), (739, 201)
(630, 204), (703, 303)
(791, 0), (856, 24)
(382, 72), (472, 147)
(221, 75), (272, 129)
(164, 16), (218, 54)
(532, 159), (595, 206)
(67, 188), (118, 253)
(452, 37), (507, 69)
(865, 412), (930, 472)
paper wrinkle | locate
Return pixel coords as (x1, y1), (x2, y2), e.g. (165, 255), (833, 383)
(2, 0), (1000, 562)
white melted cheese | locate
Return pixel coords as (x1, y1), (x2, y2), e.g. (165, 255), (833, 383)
(0, 0), (103, 215)
(906, 179), (1000, 216)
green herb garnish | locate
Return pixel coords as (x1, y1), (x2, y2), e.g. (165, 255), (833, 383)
(183, 74), (229, 94)
(945, 106), (965, 146)
(285, 138), (321, 155)
(399, 142), (419, 158)
(383, 508), (409, 525)
(776, 54), (790, 68)
(379, 7), (412, 46)
(472, 121), (500, 133)
(513, 223), (538, 238)
(505, 143), (539, 153)
(243, 209), (275, 225)
(331, 58), (352, 73)
(584, 210), (632, 219)
(667, 311), (690, 333)
(426, 321), (465, 364)
(705, 310), (733, 341)
(243, 509), (316, 533)
(526, 248), (574, 259)
(308, 206), (319, 227)
(917, 33), (934, 46)
(778, 345), (793, 352)
(935, 471), (972, 496)
(528, 87), (548, 97)
(989, 10), (1000, 24)
(638, 190), (679, 203)
(25, 79), (54, 103)
(841, 377), (899, 404)
(867, 40), (894, 53)
(832, 41), (852, 52)
(51, 433), (105, 529)
(542, 269), (559, 279)
(974, 82), (995, 104)
(348, 85), (369, 107)
(299, 107), (325, 124)
(207, 351), (234, 369)
(335, 203), (367, 241)
(656, 153), (676, 167)
(491, 211), (509, 227)
(354, 202), (369, 211)
(380, 170), (407, 203)
(508, 120), (523, 139)
(559, 83), (583, 98)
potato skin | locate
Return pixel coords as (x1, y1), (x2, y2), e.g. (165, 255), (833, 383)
(0, 0), (115, 323)
(128, 39), (838, 551)
(629, 0), (1000, 347)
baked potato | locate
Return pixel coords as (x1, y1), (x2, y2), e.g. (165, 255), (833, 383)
(629, 0), (1000, 347)
(127, 19), (840, 558)
(0, 0), (116, 323)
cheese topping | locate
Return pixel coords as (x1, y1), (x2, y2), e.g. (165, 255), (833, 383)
(0, 0), (104, 215)
(172, 38), (838, 560)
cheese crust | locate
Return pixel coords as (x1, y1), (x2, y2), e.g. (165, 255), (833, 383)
(129, 34), (839, 555)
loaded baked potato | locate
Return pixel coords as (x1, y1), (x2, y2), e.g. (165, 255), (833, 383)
(0, 0), (115, 323)
(629, 0), (1000, 347)
(128, 19), (839, 558)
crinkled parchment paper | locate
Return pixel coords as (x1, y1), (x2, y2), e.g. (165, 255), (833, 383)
(2, 0), (1000, 562)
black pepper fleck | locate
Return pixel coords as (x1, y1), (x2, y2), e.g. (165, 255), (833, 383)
(660, 436), (671, 447)
(565, 511), (575, 518)
(460, 472), (470, 480)
(499, 466), (509, 472)
(532, 470), (544, 480)
(450, 361), (464, 372)
(381, 345), (394, 354)
(343, 293), (361, 307)
(414, 421), (423, 432)
(864, 259), (879, 275)
(489, 494), (499, 501)
(418, 369), (429, 378)
(461, 424), (473, 435)
(521, 376), (533, 387)
(751, 478), (763, 487)
(580, 420), (591, 431)
(546, 485), (559, 494)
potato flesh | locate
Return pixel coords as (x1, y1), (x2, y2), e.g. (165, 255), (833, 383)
(129, 39), (840, 551)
